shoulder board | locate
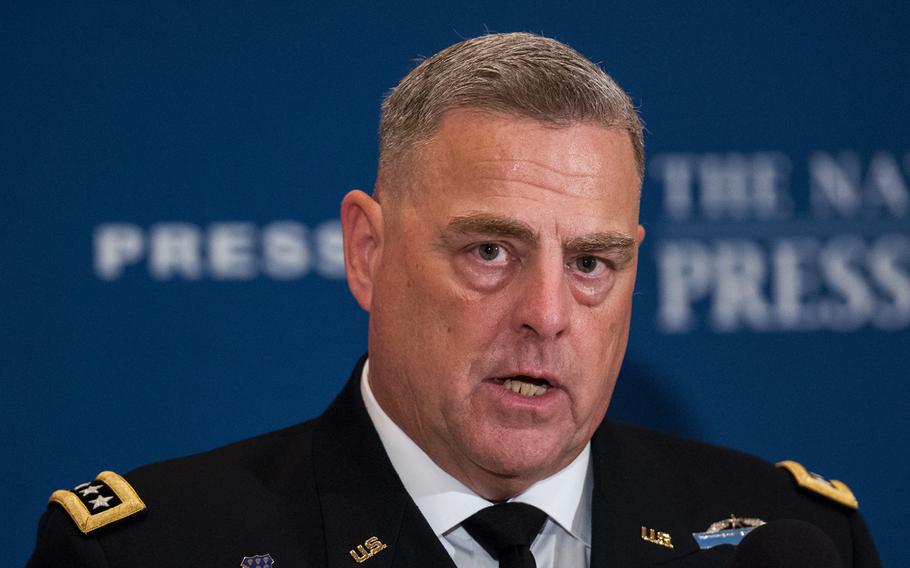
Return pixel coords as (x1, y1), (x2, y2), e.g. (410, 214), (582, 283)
(776, 460), (858, 510)
(48, 471), (146, 534)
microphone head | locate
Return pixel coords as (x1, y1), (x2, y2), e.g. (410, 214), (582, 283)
(727, 519), (842, 568)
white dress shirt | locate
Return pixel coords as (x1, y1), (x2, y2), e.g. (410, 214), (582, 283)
(361, 361), (592, 567)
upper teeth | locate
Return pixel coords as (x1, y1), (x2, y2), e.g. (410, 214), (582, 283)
(503, 378), (549, 397)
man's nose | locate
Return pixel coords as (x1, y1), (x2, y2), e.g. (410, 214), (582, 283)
(512, 257), (573, 339)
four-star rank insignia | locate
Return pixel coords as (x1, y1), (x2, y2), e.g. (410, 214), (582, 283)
(777, 460), (859, 510)
(48, 471), (146, 534)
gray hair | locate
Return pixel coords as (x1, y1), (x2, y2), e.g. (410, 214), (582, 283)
(377, 32), (644, 195)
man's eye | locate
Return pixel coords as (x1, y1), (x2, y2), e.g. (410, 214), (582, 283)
(477, 243), (501, 261)
(575, 256), (600, 274)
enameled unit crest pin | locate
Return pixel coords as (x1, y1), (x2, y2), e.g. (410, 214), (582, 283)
(240, 554), (275, 567)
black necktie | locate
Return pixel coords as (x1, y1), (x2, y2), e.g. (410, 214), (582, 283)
(461, 503), (548, 568)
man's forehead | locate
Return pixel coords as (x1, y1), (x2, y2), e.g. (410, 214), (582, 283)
(414, 110), (639, 201)
(457, 159), (613, 204)
(432, 110), (631, 165)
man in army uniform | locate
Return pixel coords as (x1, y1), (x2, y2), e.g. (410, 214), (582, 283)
(28, 33), (881, 567)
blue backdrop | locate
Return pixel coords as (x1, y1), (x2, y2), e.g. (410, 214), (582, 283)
(3, 2), (908, 565)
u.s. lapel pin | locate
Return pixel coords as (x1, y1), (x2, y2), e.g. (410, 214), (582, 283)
(641, 526), (674, 548)
(349, 536), (388, 563)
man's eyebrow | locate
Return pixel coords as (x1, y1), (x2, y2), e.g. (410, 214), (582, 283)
(445, 213), (538, 245)
(444, 213), (636, 261)
(565, 233), (636, 262)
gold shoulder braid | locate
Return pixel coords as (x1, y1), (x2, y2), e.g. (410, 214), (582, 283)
(776, 460), (859, 510)
(49, 471), (146, 534)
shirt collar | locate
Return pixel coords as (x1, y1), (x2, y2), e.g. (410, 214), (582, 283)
(360, 360), (591, 546)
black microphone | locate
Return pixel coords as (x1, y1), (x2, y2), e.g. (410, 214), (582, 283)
(727, 519), (842, 568)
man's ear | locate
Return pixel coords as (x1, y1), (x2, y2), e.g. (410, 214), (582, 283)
(341, 190), (384, 311)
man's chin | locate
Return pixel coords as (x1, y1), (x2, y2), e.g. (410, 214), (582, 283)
(460, 435), (578, 498)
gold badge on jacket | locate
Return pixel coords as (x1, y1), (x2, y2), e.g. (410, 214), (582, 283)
(349, 536), (388, 563)
(641, 526), (674, 548)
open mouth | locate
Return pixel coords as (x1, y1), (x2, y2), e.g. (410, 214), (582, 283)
(496, 376), (551, 397)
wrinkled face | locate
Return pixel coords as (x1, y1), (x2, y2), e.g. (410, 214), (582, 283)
(361, 109), (643, 499)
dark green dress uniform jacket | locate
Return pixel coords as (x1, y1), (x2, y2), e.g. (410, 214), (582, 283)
(28, 359), (881, 567)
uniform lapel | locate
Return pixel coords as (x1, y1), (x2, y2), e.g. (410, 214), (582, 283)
(589, 422), (699, 567)
(312, 358), (456, 568)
